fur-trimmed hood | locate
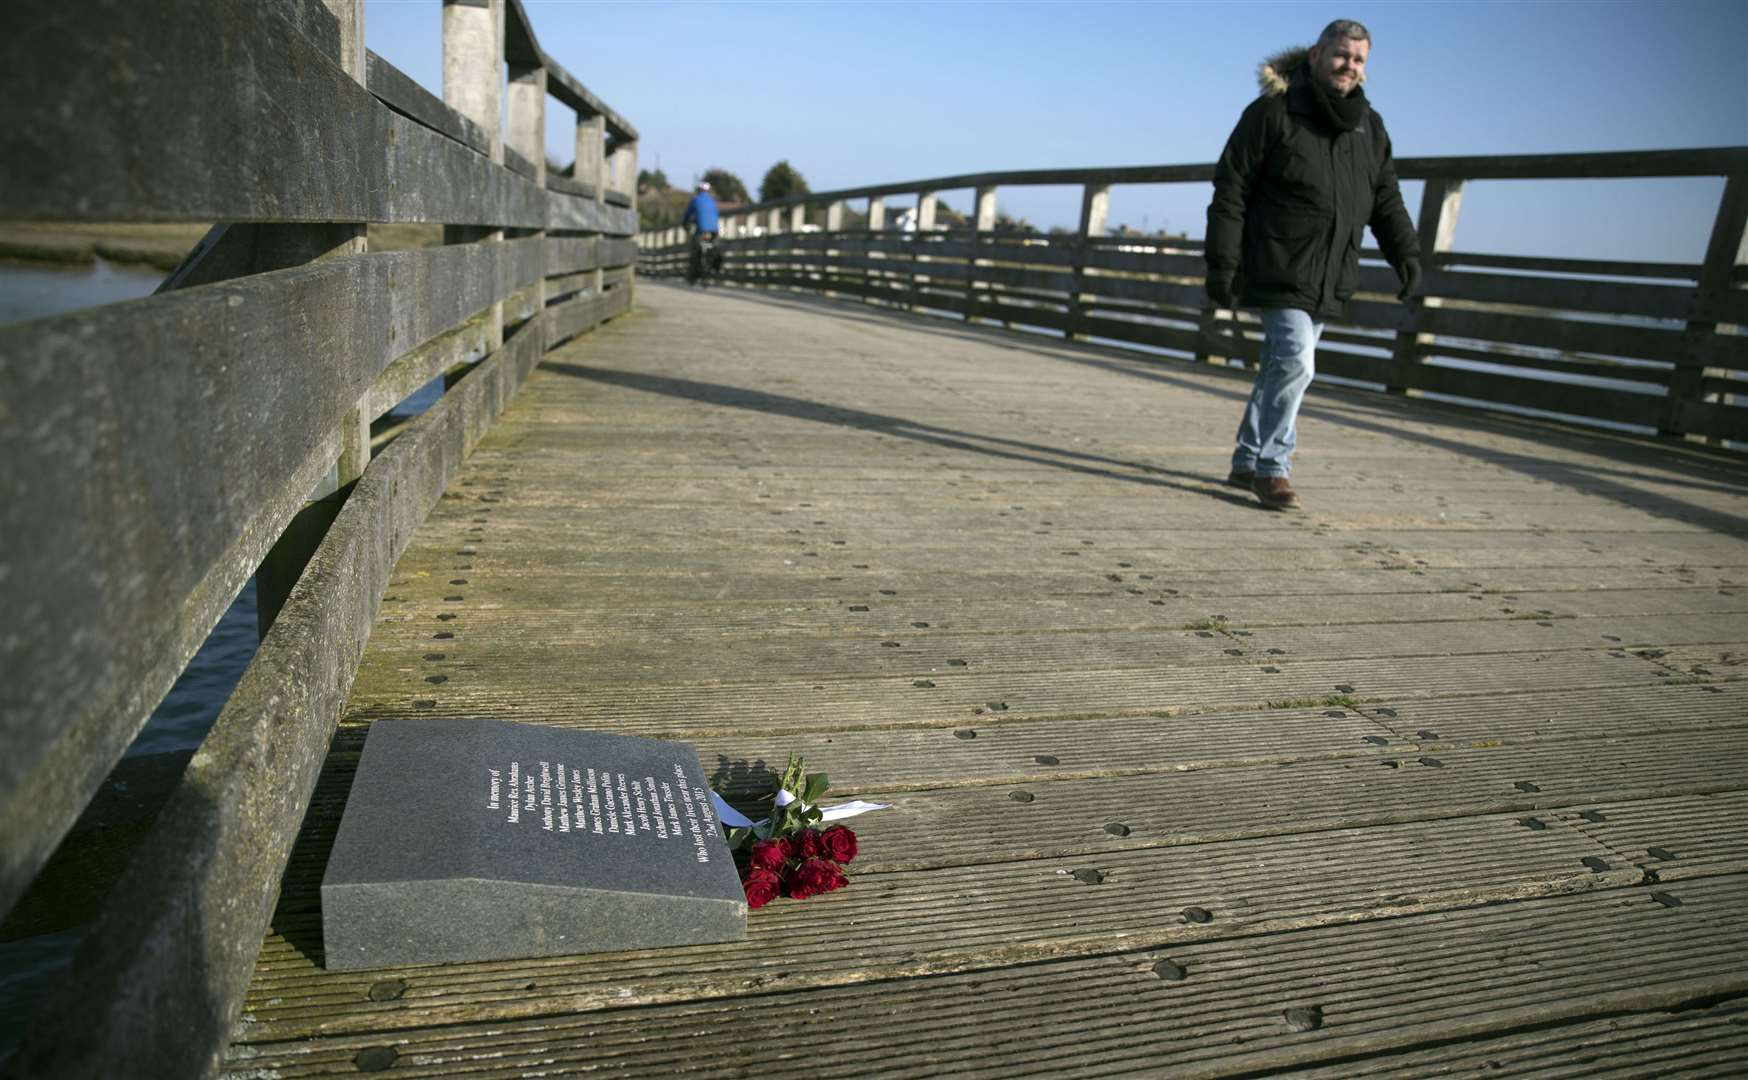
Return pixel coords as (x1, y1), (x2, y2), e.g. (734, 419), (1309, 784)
(1257, 45), (1368, 97)
(1257, 46), (1309, 97)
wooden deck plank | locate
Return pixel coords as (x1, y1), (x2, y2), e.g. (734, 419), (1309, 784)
(367, 529), (1748, 572)
(427, 484), (1748, 532)
(317, 683), (1748, 799)
(334, 651), (1733, 738)
(1557, 792), (1748, 883)
(378, 491), (1748, 534)
(745, 741), (1748, 869)
(342, 614), (1746, 693)
(1276, 1000), (1748, 1078)
(264, 739), (1748, 912)
(227, 282), (1748, 1072)
(690, 683), (1746, 790)
(368, 564), (1745, 608)
(356, 593), (1748, 653)
(225, 875), (1748, 1078)
(238, 809), (1636, 1040)
(1362, 682), (1744, 745)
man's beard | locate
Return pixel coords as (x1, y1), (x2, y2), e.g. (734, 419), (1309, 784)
(1318, 70), (1354, 97)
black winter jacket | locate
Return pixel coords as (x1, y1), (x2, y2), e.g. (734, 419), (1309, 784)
(1205, 49), (1419, 319)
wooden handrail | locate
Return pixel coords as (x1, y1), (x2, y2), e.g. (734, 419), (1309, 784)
(641, 146), (1747, 445)
(705, 146), (1748, 215)
(366, 49), (492, 155)
(0, 0), (640, 1073)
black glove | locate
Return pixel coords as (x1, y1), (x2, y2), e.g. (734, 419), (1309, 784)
(1396, 258), (1422, 302)
(1205, 273), (1237, 309)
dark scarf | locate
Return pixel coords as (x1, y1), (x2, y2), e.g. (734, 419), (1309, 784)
(1304, 64), (1368, 132)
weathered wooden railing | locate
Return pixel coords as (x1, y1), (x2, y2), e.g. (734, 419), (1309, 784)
(642, 149), (1747, 443)
(0, 0), (635, 1072)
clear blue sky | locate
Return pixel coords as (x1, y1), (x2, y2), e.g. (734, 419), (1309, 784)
(365, 0), (1747, 262)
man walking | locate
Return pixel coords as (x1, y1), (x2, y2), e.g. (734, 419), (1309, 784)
(1205, 19), (1421, 510)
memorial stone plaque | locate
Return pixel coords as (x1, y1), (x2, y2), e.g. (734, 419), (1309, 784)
(321, 719), (745, 971)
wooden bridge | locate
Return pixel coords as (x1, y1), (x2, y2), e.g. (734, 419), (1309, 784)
(3, 2), (1747, 1076)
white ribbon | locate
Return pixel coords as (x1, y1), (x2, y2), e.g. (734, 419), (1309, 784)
(711, 789), (890, 831)
(711, 793), (758, 829)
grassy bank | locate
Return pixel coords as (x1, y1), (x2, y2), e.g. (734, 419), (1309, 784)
(0, 223), (209, 272)
(0, 222), (446, 273)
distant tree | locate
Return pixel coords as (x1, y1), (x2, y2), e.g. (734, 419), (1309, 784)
(638, 167), (671, 192)
(700, 168), (750, 204)
(638, 188), (691, 231)
(758, 160), (810, 202)
(931, 201), (966, 228)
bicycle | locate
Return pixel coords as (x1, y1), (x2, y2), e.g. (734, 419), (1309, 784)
(687, 230), (723, 287)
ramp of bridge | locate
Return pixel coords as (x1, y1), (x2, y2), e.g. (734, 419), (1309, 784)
(225, 282), (1748, 1074)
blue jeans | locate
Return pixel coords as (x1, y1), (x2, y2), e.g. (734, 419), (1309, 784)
(1231, 308), (1324, 479)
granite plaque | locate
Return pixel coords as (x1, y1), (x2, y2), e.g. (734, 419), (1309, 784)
(321, 719), (745, 970)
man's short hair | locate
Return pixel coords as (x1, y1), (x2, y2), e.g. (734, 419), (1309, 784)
(1317, 19), (1370, 48)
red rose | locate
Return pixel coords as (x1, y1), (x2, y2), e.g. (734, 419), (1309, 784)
(821, 825), (858, 864)
(819, 859), (848, 892)
(786, 857), (839, 900)
(781, 862), (815, 900)
(794, 828), (824, 859)
(741, 867), (781, 909)
(748, 838), (789, 874)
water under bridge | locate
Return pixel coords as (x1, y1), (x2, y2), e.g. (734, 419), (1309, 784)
(3, 1), (1747, 1076)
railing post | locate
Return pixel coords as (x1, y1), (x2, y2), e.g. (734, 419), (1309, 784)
(716, 211), (730, 281)
(505, 63), (545, 182)
(1668, 172), (1748, 441)
(609, 141), (638, 206)
(577, 113), (605, 294)
(610, 138), (638, 303)
(326, 0), (371, 485)
(973, 186), (999, 231)
(1071, 182), (1109, 340)
(911, 191), (937, 310)
(866, 196), (887, 305)
(255, 0), (371, 636)
(968, 184), (998, 324)
(506, 56), (547, 347)
(789, 203), (809, 288)
(824, 200), (844, 296)
(443, 0), (505, 349)
(1388, 177), (1464, 393)
(765, 206), (784, 291)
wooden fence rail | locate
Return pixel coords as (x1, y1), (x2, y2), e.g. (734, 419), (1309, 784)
(640, 148), (1748, 444)
(0, 0), (635, 1073)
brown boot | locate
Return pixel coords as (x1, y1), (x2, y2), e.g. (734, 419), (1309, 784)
(1225, 470), (1254, 489)
(1251, 475), (1302, 511)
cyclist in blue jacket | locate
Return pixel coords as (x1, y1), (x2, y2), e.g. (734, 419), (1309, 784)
(681, 182), (720, 284)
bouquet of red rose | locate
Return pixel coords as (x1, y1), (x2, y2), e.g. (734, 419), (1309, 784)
(722, 753), (863, 909)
